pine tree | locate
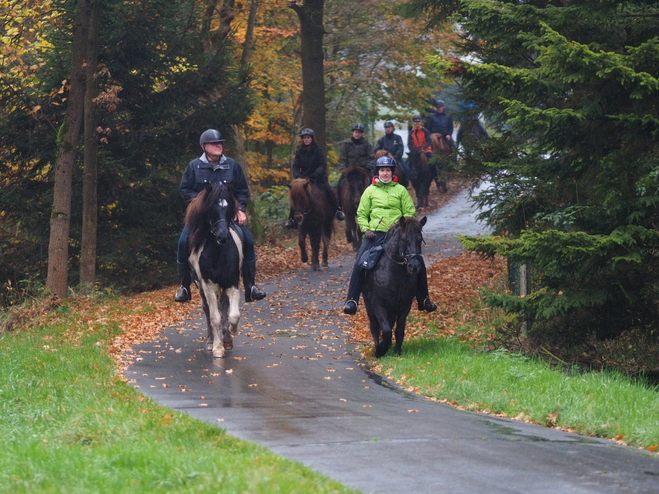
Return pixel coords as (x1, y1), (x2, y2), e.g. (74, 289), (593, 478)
(412, 0), (659, 343)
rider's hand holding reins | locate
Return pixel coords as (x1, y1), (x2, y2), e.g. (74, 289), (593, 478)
(364, 231), (376, 239)
(235, 210), (247, 225)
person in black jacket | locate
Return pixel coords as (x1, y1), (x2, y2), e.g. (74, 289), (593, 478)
(375, 121), (404, 167)
(285, 128), (345, 229)
(425, 100), (454, 146)
(175, 129), (266, 303)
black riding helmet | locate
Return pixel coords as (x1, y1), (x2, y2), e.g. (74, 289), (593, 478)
(300, 128), (315, 137)
(199, 129), (226, 146)
(351, 123), (365, 132)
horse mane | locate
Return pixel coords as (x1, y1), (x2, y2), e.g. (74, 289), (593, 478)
(185, 183), (236, 252)
(387, 216), (423, 243)
(374, 149), (392, 160)
(289, 178), (311, 206)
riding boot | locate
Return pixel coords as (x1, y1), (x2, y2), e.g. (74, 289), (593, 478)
(243, 260), (266, 302)
(343, 266), (363, 315)
(174, 262), (192, 303)
(285, 207), (297, 229)
(416, 267), (437, 313)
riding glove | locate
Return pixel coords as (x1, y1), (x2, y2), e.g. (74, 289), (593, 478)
(364, 231), (376, 239)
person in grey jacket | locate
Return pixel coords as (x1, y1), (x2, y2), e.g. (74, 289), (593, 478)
(175, 129), (266, 304)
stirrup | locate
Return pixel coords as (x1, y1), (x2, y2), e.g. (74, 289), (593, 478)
(174, 286), (191, 303)
(245, 285), (266, 302)
(343, 300), (357, 315)
(419, 298), (437, 313)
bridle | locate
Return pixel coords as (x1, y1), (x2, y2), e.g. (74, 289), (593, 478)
(383, 228), (425, 266)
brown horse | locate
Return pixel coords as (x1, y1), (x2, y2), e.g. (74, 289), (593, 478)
(430, 133), (452, 193)
(339, 166), (370, 250)
(289, 178), (334, 270)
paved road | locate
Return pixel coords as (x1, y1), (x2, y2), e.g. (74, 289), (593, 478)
(127, 186), (659, 494)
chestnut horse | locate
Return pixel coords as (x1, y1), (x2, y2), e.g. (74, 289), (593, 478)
(430, 133), (453, 193)
(289, 178), (334, 270)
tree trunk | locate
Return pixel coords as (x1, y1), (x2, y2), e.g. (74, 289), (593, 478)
(80, 0), (101, 292)
(240, 0), (260, 74)
(291, 0), (326, 152)
(46, 0), (92, 298)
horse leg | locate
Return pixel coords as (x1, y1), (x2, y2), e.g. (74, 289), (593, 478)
(321, 230), (329, 268)
(394, 312), (409, 355)
(309, 230), (321, 271)
(298, 230), (308, 264)
(370, 308), (392, 358)
(202, 282), (224, 358)
(226, 286), (241, 336)
(199, 290), (213, 352)
(219, 293), (233, 352)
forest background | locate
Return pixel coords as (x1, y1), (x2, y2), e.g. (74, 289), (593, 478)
(3, 0), (659, 365)
(0, 0), (455, 304)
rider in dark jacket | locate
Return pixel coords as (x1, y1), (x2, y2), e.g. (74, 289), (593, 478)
(285, 128), (345, 229)
(175, 129), (266, 304)
(336, 123), (375, 206)
(375, 121), (404, 166)
(425, 100), (454, 145)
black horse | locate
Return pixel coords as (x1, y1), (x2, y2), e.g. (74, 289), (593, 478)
(289, 178), (334, 270)
(186, 183), (242, 358)
(408, 147), (436, 209)
(339, 166), (370, 250)
(363, 216), (427, 357)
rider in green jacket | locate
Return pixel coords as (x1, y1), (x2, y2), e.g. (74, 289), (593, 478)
(343, 156), (437, 315)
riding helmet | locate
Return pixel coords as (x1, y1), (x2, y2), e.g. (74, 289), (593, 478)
(375, 156), (395, 169)
(199, 129), (225, 146)
(412, 115), (422, 122)
(435, 99), (445, 108)
(351, 123), (365, 132)
(300, 128), (315, 137)
(383, 121), (394, 128)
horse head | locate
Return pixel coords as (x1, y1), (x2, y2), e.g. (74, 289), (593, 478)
(430, 133), (451, 156)
(206, 183), (236, 245)
(387, 216), (427, 275)
(342, 166), (369, 208)
(289, 178), (313, 227)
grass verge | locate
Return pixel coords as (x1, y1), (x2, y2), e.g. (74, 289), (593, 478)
(0, 300), (355, 494)
(368, 327), (659, 453)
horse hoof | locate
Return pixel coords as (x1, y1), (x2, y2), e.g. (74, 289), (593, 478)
(212, 350), (225, 358)
(223, 339), (233, 350)
(312, 264), (320, 271)
(206, 342), (213, 351)
(322, 262), (329, 268)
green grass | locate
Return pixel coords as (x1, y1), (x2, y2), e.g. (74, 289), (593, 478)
(0, 308), (355, 493)
(375, 337), (659, 450)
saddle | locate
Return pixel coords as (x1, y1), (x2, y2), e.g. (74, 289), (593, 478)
(357, 237), (386, 270)
(229, 222), (245, 246)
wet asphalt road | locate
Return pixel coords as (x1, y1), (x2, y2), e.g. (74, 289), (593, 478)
(126, 186), (659, 494)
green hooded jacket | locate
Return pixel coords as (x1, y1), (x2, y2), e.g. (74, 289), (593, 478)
(356, 178), (416, 233)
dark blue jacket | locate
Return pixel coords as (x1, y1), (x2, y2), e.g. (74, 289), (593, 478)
(425, 110), (454, 138)
(375, 133), (404, 163)
(179, 154), (249, 211)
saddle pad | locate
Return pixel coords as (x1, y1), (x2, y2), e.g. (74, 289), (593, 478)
(358, 244), (384, 270)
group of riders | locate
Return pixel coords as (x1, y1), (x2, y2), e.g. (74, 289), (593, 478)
(174, 102), (455, 316)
